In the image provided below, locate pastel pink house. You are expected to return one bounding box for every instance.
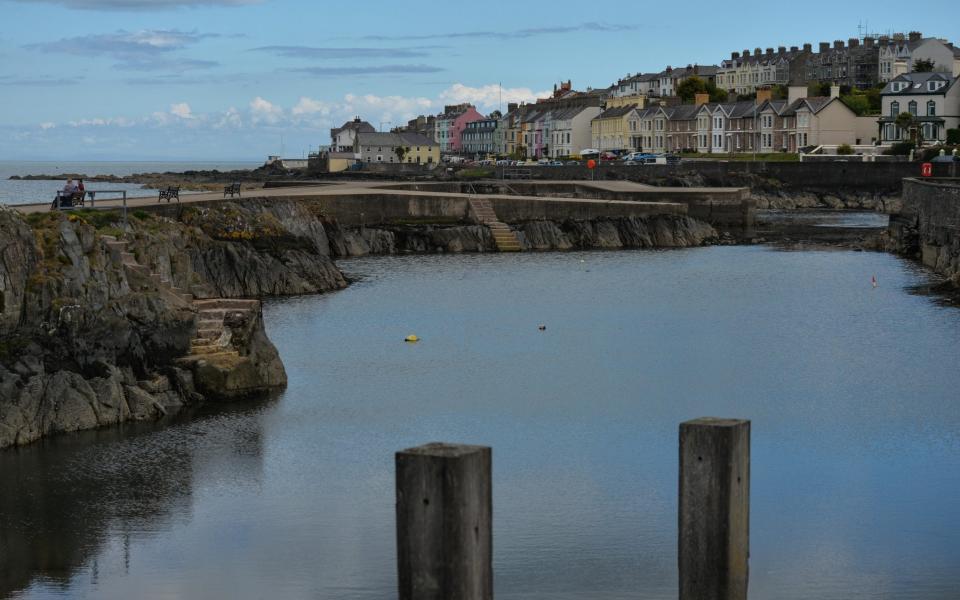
[449,106,484,152]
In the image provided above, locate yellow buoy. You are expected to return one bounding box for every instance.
[405,334,419,343]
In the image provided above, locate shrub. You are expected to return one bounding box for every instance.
[947,129,960,145]
[884,141,915,156]
[836,144,854,155]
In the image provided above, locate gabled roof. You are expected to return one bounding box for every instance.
[728,101,758,118]
[757,99,789,114]
[781,96,837,116]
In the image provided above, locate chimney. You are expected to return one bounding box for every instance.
[766,48,774,56]
[791,46,799,53]
[754,47,762,56]
[778,46,787,54]
[788,85,807,104]
[756,88,773,104]
[864,36,875,47]
[507,102,518,113]
[849,38,860,48]
[731,51,740,60]
[803,43,813,52]
[830,85,840,99]
[694,92,710,106]
[909,31,922,42]
[819,42,830,52]
[742,49,750,57]
[879,35,890,44]
[834,40,844,50]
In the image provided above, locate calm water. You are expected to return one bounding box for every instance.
[0,161,259,205]
[2,247,959,599]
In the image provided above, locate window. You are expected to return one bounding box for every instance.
[927,100,936,116]
[908,101,917,116]
[890,101,899,117]
[797,113,809,127]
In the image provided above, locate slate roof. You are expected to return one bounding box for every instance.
[356,132,438,147]
[597,104,639,119]
[666,104,701,120]
[880,72,957,95]
[331,119,376,137]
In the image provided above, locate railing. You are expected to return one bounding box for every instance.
[52,189,129,231]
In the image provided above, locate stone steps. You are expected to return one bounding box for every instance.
[467,198,522,252]
[193,298,261,311]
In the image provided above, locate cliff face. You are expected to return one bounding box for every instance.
[0,208,290,448]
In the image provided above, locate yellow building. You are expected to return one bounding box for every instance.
[355,132,439,165]
[591,103,641,152]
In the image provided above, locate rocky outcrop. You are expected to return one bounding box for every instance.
[325,221,494,258]
[751,190,901,213]
[517,216,717,250]
[0,208,288,449]
[123,200,347,298]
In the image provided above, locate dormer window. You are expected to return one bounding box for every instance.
[928,80,946,92]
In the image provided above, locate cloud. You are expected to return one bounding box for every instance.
[288,64,444,77]
[439,83,550,108]
[26,29,220,71]
[12,0,261,10]
[361,22,636,41]
[40,122,56,130]
[169,102,194,119]
[249,96,283,125]
[250,46,437,59]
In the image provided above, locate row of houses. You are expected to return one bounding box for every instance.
[325,68,960,167]
[613,31,960,100]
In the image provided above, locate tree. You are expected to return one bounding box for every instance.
[840,94,871,116]
[836,143,854,155]
[676,76,728,103]
[676,76,708,103]
[913,58,936,73]
[394,146,411,163]
[896,111,917,145]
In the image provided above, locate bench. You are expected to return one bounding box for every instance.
[158,185,180,203]
[51,191,85,210]
[223,182,241,198]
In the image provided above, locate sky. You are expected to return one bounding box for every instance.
[1,0,957,161]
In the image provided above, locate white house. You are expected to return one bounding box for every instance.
[878,72,960,145]
[550,106,601,158]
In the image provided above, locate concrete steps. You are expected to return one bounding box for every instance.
[468,198,523,252]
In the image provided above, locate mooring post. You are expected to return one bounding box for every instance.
[396,442,492,600]
[678,418,750,600]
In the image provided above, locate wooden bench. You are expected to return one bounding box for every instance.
[158,185,180,203]
[223,182,241,198]
[51,191,84,210]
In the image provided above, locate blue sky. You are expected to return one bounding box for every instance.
[1,0,957,161]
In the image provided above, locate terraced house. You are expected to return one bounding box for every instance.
[462,117,498,158]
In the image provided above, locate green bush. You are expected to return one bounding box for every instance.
[836,144,854,155]
[884,141,915,156]
[947,129,960,145]
[457,168,494,180]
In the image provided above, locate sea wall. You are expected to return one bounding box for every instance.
[493,162,959,212]
[324,215,718,257]
[885,178,960,282]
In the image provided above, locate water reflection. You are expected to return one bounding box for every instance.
[0,400,272,598]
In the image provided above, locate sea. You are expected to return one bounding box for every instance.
[0,160,261,205]
[2,247,958,599]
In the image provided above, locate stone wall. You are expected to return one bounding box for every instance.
[890,178,960,281]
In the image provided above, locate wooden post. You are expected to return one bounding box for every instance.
[396,443,492,600]
[679,418,750,600]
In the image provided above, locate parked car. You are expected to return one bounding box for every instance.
[549,160,564,166]
[600,152,618,161]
